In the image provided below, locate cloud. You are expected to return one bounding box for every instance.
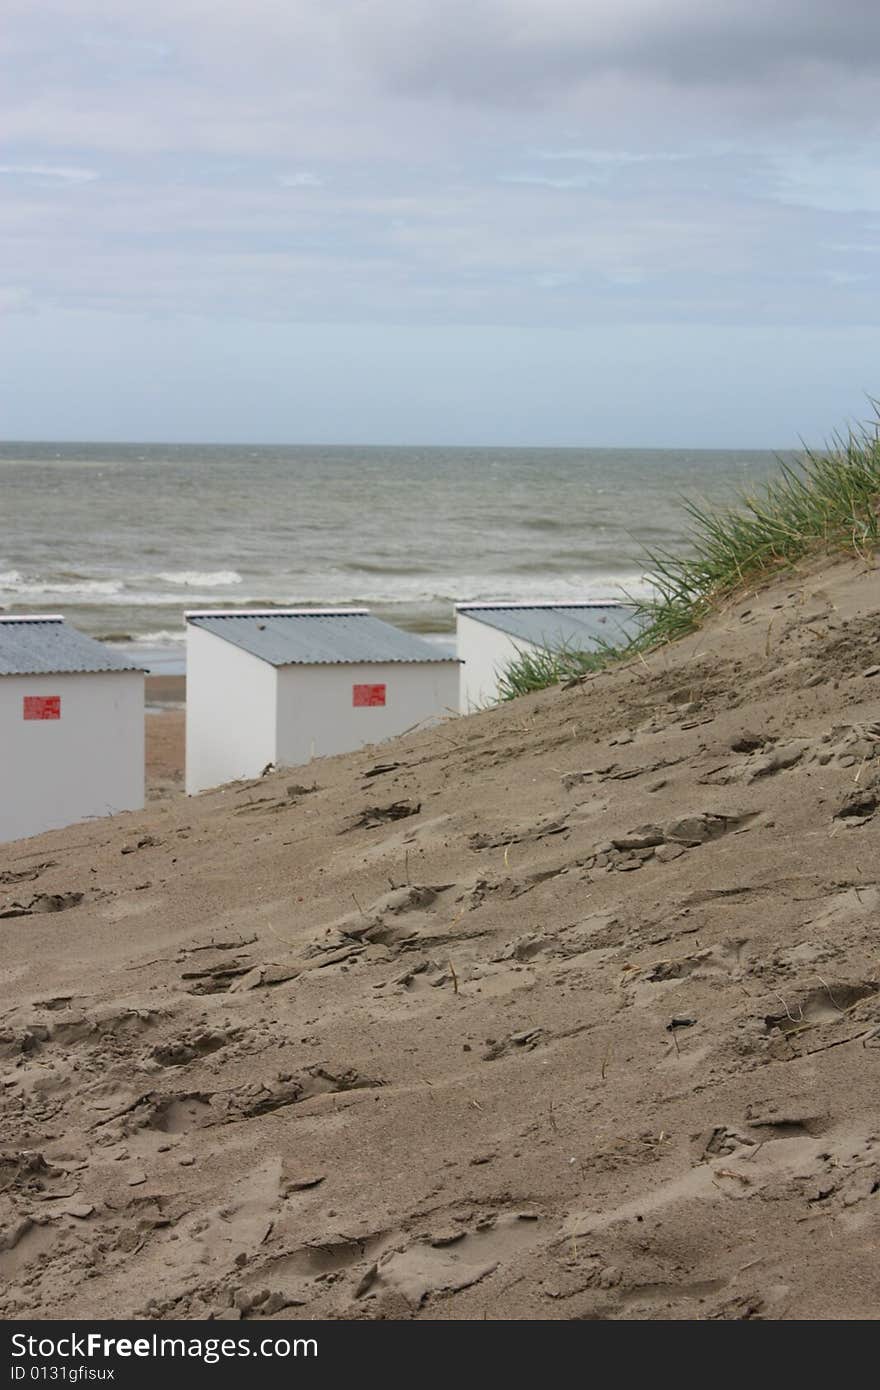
[1,4,879,443]
[827,242,880,255]
[3,2,879,166]
[536,149,694,165]
[355,1,880,111]
[0,2,878,338]
[277,171,324,188]
[0,163,98,184]
[0,284,32,311]
[768,150,880,214]
[499,148,696,189]
[498,172,601,190]
[534,271,578,289]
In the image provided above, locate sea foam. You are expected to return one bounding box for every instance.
[156,571,242,588]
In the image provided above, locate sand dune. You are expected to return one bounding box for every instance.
[2,556,880,1320]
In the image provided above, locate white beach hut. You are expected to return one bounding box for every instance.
[0,614,145,843]
[185,608,459,794]
[456,601,642,711]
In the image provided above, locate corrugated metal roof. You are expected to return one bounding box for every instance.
[457,603,643,651]
[0,617,144,676]
[187,610,459,666]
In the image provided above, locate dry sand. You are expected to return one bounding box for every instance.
[3,558,880,1321]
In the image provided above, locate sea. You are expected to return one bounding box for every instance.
[1,441,790,675]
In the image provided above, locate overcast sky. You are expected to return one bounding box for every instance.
[2,0,879,446]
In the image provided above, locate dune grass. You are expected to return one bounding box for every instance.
[632,423,880,648]
[497,418,880,700]
[495,641,613,701]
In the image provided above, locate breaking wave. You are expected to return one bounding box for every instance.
[156,570,242,588]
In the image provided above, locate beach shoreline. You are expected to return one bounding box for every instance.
[145,675,185,795]
[145,673,185,708]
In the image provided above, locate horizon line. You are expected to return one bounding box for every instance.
[0,435,805,453]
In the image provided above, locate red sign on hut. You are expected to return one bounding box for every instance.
[23,695,61,720]
[353,683,386,707]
